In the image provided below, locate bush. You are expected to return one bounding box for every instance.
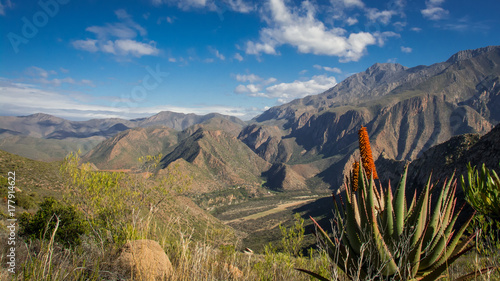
[19,197,88,248]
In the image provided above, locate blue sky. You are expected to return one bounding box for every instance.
[0,0,499,121]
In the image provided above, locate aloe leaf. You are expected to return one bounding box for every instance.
[382,182,394,240]
[370,206,398,276]
[419,246,474,281]
[345,200,363,254]
[394,166,408,237]
[408,176,430,247]
[419,234,447,270]
[433,218,476,270]
[409,218,429,278]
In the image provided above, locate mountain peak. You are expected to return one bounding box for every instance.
[366,63,408,74]
[446,45,500,63]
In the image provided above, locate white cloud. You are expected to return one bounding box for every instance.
[374,31,400,47]
[246,0,377,62]
[313,65,342,73]
[0,79,259,121]
[234,84,261,94]
[224,0,254,13]
[411,27,422,32]
[346,17,358,25]
[72,39,99,52]
[72,10,159,58]
[235,74,261,83]
[259,75,337,103]
[113,39,159,57]
[366,8,397,24]
[233,53,244,61]
[235,74,337,103]
[157,16,175,24]
[342,0,364,8]
[421,0,449,20]
[22,67,94,87]
[401,46,412,53]
[209,47,225,60]
[152,0,254,13]
[25,66,51,78]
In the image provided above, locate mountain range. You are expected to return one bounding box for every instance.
[1,46,499,193]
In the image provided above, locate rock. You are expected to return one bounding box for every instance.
[114,240,172,280]
[224,263,243,279]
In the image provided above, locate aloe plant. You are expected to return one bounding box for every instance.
[461,163,500,219]
[297,127,483,280]
[299,164,478,280]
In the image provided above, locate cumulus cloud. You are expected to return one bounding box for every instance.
[235,74,337,104]
[366,8,397,24]
[342,0,364,8]
[261,75,337,103]
[245,0,377,62]
[346,17,358,25]
[421,0,449,20]
[72,10,159,58]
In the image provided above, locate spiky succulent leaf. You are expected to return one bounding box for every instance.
[419,246,474,281]
[394,167,407,238]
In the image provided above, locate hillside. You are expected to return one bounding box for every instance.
[0,112,245,161]
[82,126,179,170]
[406,122,500,197]
[159,128,272,193]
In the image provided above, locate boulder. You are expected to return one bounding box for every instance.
[114,239,172,280]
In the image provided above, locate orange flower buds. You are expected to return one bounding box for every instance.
[358,126,378,180]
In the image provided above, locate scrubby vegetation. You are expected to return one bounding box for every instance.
[1,139,500,280]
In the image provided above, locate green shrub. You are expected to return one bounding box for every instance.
[15,192,38,210]
[461,162,500,219]
[19,197,88,248]
[461,163,500,256]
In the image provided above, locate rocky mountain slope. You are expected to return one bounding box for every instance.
[158,128,271,193]
[243,46,500,188]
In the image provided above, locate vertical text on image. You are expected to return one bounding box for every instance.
[6,171,17,274]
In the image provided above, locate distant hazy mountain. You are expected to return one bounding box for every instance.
[0,111,245,161]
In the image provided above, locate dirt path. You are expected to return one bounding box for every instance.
[223,198,316,225]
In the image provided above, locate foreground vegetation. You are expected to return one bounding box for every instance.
[1,140,500,279]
